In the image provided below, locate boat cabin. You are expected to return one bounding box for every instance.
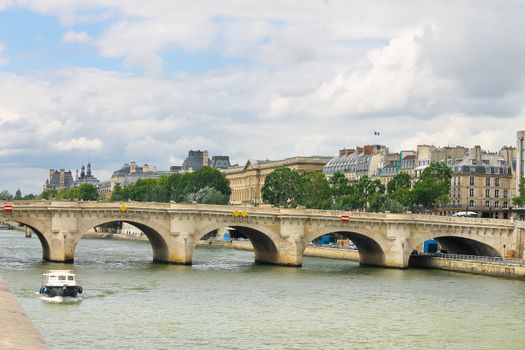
[42,270,78,287]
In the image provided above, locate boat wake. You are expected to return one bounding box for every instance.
[39,295,82,304]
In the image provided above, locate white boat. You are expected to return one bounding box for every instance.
[39,270,83,298]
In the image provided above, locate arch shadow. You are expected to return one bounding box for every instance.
[80,220,170,263]
[307,230,385,267]
[1,220,51,261]
[196,225,280,265]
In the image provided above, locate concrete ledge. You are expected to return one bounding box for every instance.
[196,240,360,261]
[410,256,525,280]
[0,276,49,350]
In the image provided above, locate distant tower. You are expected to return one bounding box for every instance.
[80,164,85,178]
[87,162,92,177]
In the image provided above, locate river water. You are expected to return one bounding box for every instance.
[1,230,524,350]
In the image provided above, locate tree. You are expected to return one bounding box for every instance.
[352,175,386,211]
[78,183,99,201]
[387,172,411,194]
[110,185,129,201]
[329,172,351,203]
[299,171,331,209]
[40,189,57,200]
[412,162,452,210]
[14,189,22,200]
[513,177,525,207]
[0,190,13,200]
[261,167,303,207]
[185,167,231,197]
[185,186,229,205]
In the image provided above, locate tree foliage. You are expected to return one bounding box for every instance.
[513,177,525,207]
[412,162,452,210]
[110,166,231,204]
[261,167,303,208]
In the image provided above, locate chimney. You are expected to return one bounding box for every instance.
[130,161,137,174]
[203,151,209,167]
[356,147,364,154]
[363,145,374,155]
[474,145,482,163]
[49,169,55,183]
[143,164,149,173]
[339,148,355,157]
[59,169,65,188]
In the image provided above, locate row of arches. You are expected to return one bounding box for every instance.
[1,218,503,267]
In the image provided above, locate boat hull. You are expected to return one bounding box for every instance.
[40,286,82,298]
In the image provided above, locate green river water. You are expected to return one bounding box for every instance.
[1,230,524,350]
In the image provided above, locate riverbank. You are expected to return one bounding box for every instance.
[0,276,49,349]
[410,255,525,280]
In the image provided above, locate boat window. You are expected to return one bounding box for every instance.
[68,276,74,280]
[59,276,66,280]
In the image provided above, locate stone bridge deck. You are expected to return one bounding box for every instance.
[0,201,522,268]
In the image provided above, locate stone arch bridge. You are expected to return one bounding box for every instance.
[1,201,523,268]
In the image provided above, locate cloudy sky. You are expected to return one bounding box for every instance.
[0,0,524,194]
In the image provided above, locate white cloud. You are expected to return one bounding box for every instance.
[55,137,103,151]
[62,30,91,43]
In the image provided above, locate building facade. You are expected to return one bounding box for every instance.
[44,169,75,191]
[446,146,513,218]
[224,156,332,205]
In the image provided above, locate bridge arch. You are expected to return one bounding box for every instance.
[195,222,281,265]
[408,232,502,259]
[78,217,171,263]
[305,226,386,267]
[0,216,52,261]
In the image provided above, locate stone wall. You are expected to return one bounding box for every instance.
[410,256,525,280]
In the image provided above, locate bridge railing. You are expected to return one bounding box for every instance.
[422,253,525,266]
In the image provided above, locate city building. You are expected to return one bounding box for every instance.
[44,169,75,191]
[110,161,168,190]
[180,150,231,171]
[224,156,332,205]
[75,163,100,187]
[323,145,388,181]
[376,151,417,187]
[517,130,525,192]
[446,146,513,218]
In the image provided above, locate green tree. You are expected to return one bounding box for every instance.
[300,171,331,209]
[387,172,411,193]
[185,167,231,197]
[14,189,22,200]
[22,193,36,200]
[329,172,351,202]
[412,162,452,210]
[352,175,386,211]
[185,186,229,205]
[261,167,303,207]
[512,177,525,207]
[0,190,13,200]
[78,183,99,201]
[40,189,58,200]
[110,185,129,201]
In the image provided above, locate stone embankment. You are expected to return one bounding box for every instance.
[0,276,49,350]
[410,255,525,280]
[196,240,360,261]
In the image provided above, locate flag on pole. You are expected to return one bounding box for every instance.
[374,131,380,136]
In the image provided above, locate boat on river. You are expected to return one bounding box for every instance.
[39,270,83,298]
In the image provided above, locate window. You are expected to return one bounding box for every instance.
[485,200,490,208]
[469,200,474,207]
[504,202,508,208]
[470,177,475,185]
[469,188,474,197]
[59,276,66,281]
[495,190,499,198]
[495,178,500,187]
[485,189,490,197]
[494,201,499,208]
[486,177,490,186]
[504,190,508,198]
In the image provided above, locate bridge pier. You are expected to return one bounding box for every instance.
[162,232,194,265]
[45,230,80,263]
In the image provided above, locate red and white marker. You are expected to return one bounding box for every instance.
[340,215,350,222]
[3,205,13,213]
